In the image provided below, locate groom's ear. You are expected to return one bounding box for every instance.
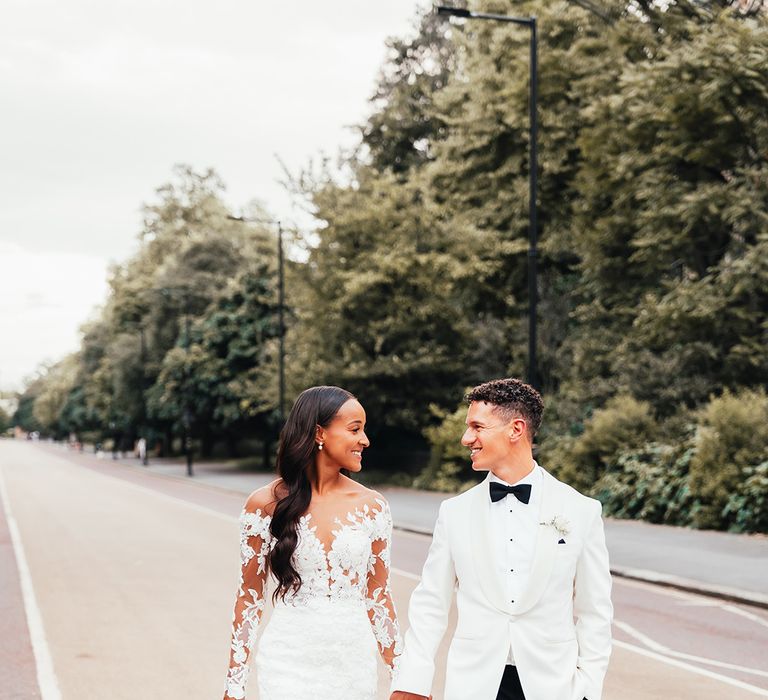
[508,417,527,443]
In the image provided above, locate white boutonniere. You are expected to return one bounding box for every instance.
[540,516,570,537]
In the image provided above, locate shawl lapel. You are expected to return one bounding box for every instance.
[469,473,512,614]
[511,468,564,615]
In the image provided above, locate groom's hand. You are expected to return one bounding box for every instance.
[390,693,431,700]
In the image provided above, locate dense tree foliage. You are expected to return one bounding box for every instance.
[0,405,12,434]
[14,166,281,456]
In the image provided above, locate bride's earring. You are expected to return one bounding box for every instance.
[318,442,324,451]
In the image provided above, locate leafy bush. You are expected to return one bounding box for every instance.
[416,403,481,493]
[591,441,695,526]
[585,390,768,533]
[688,389,768,529]
[554,395,656,491]
[722,462,768,534]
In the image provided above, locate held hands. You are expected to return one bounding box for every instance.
[390,693,432,700]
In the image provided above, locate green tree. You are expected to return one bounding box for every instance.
[290,171,497,434]
[31,355,79,437]
[362,9,457,175]
[147,269,281,456]
[0,406,10,434]
[95,165,278,453]
[561,3,768,411]
[13,374,45,434]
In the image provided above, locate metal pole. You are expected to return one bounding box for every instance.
[183,303,194,477]
[528,20,538,390]
[226,214,288,421]
[436,6,540,391]
[139,325,149,465]
[277,221,285,425]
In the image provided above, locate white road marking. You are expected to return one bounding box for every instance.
[615,576,768,629]
[614,576,715,603]
[391,567,421,582]
[0,465,62,700]
[614,619,768,678]
[722,604,768,630]
[614,640,768,697]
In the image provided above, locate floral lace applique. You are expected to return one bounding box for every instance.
[225,508,273,699]
[223,498,402,698]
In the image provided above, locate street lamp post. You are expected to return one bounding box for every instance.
[436,5,539,390]
[139,324,149,466]
[141,285,198,476]
[227,215,286,424]
[181,296,194,477]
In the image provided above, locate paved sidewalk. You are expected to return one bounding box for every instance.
[49,444,768,607]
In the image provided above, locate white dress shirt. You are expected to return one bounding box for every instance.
[489,462,542,664]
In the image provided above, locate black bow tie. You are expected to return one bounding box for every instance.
[489,481,532,504]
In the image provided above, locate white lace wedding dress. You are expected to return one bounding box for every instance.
[224,496,402,699]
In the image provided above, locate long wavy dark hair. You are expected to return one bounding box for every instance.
[268,385,354,602]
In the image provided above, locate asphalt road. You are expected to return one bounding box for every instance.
[2,441,768,700]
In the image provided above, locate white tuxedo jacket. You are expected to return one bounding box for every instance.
[393,469,613,700]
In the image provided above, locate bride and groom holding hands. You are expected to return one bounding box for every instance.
[223,378,613,700]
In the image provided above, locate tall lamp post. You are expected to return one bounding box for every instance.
[436,5,539,390]
[227,215,286,424]
[141,285,197,476]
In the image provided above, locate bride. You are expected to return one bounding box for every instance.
[223,386,402,699]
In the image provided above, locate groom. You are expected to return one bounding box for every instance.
[391,378,613,700]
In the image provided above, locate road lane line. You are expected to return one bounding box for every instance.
[616,577,768,633]
[613,619,668,653]
[615,640,768,696]
[614,619,768,678]
[0,466,62,700]
[392,567,421,581]
[722,604,768,630]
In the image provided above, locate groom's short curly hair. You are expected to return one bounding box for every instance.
[465,378,544,438]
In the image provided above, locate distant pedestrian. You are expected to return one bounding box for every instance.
[137,437,147,464]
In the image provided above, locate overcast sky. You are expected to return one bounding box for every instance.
[0,0,426,391]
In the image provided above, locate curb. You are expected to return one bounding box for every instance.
[609,566,768,610]
[392,525,768,611]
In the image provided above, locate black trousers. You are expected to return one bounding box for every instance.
[496,665,525,700]
[496,666,588,700]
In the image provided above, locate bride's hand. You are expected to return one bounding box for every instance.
[390,693,431,700]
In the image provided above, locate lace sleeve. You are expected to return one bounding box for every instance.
[365,499,403,678]
[224,506,272,700]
